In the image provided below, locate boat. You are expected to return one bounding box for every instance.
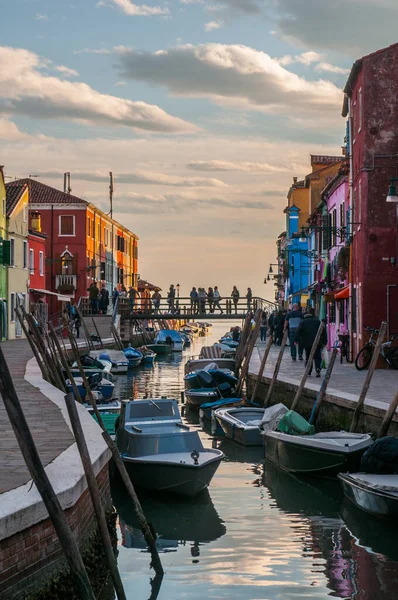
[152,330,185,352]
[184,388,221,407]
[213,343,236,358]
[141,348,156,366]
[185,357,235,374]
[219,338,239,349]
[145,343,172,355]
[264,429,373,476]
[338,472,398,519]
[115,398,224,497]
[69,354,113,381]
[95,350,129,374]
[123,345,143,368]
[184,369,237,408]
[184,367,237,391]
[86,399,121,437]
[178,331,192,347]
[215,404,288,446]
[66,375,115,400]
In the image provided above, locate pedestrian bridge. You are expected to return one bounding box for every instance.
[114,296,277,320]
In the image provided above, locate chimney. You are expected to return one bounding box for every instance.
[293,177,298,185]
[63,172,71,194]
[30,211,42,232]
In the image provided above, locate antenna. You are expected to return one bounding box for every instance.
[109,171,114,219]
[63,172,71,194]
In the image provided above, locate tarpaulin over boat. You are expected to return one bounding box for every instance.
[276,410,315,436]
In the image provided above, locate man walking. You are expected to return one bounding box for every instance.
[213,286,223,314]
[284,303,303,361]
[190,287,198,314]
[295,308,327,377]
[88,282,99,315]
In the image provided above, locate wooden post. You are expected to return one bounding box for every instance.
[251,334,273,402]
[290,321,325,412]
[236,311,262,395]
[63,320,164,577]
[350,321,387,432]
[378,388,398,438]
[0,346,96,600]
[264,329,288,408]
[63,393,127,600]
[309,346,338,426]
[14,306,51,382]
[76,305,94,351]
[91,317,104,348]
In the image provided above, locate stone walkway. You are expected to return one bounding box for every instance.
[250,340,398,408]
[0,340,74,494]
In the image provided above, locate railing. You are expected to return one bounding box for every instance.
[55,274,77,291]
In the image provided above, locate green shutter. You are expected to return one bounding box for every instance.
[2,241,11,266]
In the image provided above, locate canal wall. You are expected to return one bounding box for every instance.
[0,353,113,599]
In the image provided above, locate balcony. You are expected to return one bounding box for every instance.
[55,274,77,293]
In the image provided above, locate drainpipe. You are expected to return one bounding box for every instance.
[387,285,398,340]
[347,104,354,362]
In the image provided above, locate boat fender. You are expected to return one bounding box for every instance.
[191,450,200,465]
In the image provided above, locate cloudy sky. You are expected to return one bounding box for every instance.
[1,0,395,298]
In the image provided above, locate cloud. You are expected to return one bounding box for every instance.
[34,13,48,20]
[314,62,350,75]
[204,20,224,31]
[0,118,26,141]
[34,169,229,188]
[74,48,112,55]
[102,0,169,16]
[277,51,322,66]
[116,43,342,122]
[187,160,287,173]
[207,0,264,15]
[0,46,197,133]
[270,0,398,56]
[55,65,79,77]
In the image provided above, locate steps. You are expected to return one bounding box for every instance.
[82,315,114,343]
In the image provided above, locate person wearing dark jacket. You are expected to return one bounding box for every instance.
[273,310,285,346]
[295,308,327,377]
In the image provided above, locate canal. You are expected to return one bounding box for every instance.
[110,322,398,600]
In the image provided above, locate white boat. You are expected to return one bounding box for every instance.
[185,357,236,374]
[154,330,185,352]
[116,399,224,497]
[339,473,398,519]
[90,350,129,374]
[215,404,288,446]
[264,430,373,476]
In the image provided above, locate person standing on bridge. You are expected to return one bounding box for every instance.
[167,285,176,313]
[152,290,161,312]
[190,287,198,314]
[231,286,240,314]
[246,287,253,312]
[198,288,207,314]
[207,287,214,313]
[213,286,223,314]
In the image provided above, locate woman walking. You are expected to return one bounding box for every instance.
[231,286,240,314]
[246,287,253,312]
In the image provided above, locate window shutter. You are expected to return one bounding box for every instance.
[2,240,11,266]
[322,215,329,251]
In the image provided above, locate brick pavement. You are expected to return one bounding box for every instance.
[250,340,398,408]
[0,340,74,494]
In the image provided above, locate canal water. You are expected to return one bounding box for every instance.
[110,322,398,600]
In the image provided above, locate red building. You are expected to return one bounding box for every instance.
[342,42,398,354]
[28,219,47,312]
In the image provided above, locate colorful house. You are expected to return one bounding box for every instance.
[5,182,30,339]
[0,168,8,338]
[7,179,139,316]
[28,212,48,323]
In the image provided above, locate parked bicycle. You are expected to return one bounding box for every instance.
[337,333,350,364]
[355,326,398,370]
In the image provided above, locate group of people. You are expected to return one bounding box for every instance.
[111,285,140,312]
[88,282,110,315]
[188,286,253,314]
[263,303,328,377]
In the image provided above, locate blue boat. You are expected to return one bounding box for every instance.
[123,346,143,368]
[66,375,115,400]
[178,331,192,347]
[184,369,237,391]
[153,330,185,352]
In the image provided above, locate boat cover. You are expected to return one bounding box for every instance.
[246,403,288,430]
[200,397,243,410]
[342,473,398,494]
[277,410,315,436]
[360,436,398,474]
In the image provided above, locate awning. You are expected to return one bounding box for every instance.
[334,286,349,300]
[29,288,73,302]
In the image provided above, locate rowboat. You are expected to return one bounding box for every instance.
[215,404,288,446]
[339,472,398,519]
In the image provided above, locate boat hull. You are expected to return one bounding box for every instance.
[339,473,398,519]
[185,389,219,408]
[146,344,172,355]
[216,419,262,446]
[264,433,370,476]
[121,452,223,497]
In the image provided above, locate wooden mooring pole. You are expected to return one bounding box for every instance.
[264,329,288,408]
[290,321,325,412]
[251,334,273,403]
[236,310,262,396]
[350,322,387,432]
[378,387,398,439]
[309,346,339,426]
[0,346,96,600]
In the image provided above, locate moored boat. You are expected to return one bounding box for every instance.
[116,398,224,497]
[338,472,398,519]
[185,357,235,374]
[153,330,185,352]
[123,345,144,368]
[215,404,288,446]
[90,349,130,373]
[86,399,121,437]
[66,375,115,400]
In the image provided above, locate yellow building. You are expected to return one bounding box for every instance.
[6,183,29,339]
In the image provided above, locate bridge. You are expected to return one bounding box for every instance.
[81,296,277,320]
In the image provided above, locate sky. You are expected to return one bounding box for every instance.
[1,0,396,298]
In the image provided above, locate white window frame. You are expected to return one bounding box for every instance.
[23,240,28,269]
[10,238,15,267]
[39,251,44,276]
[10,292,15,322]
[29,248,34,274]
[59,215,76,237]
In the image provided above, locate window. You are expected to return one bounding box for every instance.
[10,238,15,266]
[105,228,108,246]
[357,179,362,225]
[29,248,34,274]
[23,241,28,269]
[339,298,345,325]
[358,88,363,132]
[100,261,106,280]
[92,220,94,239]
[352,101,357,141]
[10,293,15,322]
[39,251,44,276]
[87,217,91,237]
[59,215,75,236]
[331,209,337,246]
[352,287,357,333]
[2,197,5,217]
[98,223,101,240]
[23,203,27,222]
[340,201,345,228]
[329,301,336,324]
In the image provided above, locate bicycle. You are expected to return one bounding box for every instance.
[338,333,350,363]
[355,326,398,370]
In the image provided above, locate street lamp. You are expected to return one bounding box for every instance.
[269,263,278,274]
[176,283,180,308]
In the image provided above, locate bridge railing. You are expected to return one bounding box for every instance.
[114,296,277,319]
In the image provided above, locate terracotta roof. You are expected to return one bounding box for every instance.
[7,178,87,206]
[311,155,342,165]
[138,279,162,292]
[6,183,27,217]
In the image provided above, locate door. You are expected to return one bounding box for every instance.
[15,293,25,337]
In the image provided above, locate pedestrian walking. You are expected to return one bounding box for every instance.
[231,286,240,314]
[213,286,223,313]
[167,285,176,313]
[190,287,198,314]
[152,290,161,312]
[268,311,276,342]
[119,285,127,298]
[112,287,119,309]
[128,286,139,313]
[260,311,268,342]
[284,302,303,361]
[246,287,253,311]
[295,308,327,377]
[273,310,285,346]
[88,282,99,314]
[74,312,81,338]
[99,284,109,315]
[207,287,214,313]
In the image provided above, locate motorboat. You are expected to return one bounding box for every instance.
[86,399,121,437]
[178,331,192,347]
[213,343,236,358]
[184,367,237,391]
[66,374,115,400]
[140,348,156,366]
[153,330,185,352]
[95,350,129,374]
[264,430,373,476]
[184,388,221,408]
[219,338,239,349]
[339,473,398,519]
[145,343,172,355]
[184,369,237,408]
[185,357,235,374]
[116,398,224,497]
[123,345,143,368]
[215,404,288,446]
[69,354,113,381]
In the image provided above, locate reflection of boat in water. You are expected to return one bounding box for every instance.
[113,485,226,551]
[216,438,264,465]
